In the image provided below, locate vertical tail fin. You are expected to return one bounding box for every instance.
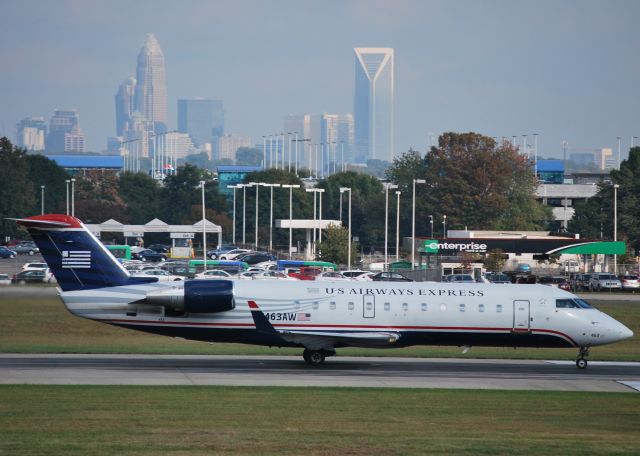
[13,214,141,291]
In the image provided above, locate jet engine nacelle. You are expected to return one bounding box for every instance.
[144,279,235,314]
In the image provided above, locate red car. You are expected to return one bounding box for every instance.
[288,267,323,280]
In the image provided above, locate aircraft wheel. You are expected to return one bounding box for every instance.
[576,358,588,369]
[303,349,326,366]
[28,250,34,255]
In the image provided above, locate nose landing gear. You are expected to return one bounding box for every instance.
[576,346,590,369]
[302,348,335,366]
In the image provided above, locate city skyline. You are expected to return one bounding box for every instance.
[1,0,639,161]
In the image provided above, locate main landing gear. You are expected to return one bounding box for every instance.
[576,346,590,369]
[302,349,335,366]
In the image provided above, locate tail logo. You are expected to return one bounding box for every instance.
[62,250,91,269]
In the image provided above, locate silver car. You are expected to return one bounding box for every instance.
[588,273,622,291]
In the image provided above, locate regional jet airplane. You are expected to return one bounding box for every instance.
[14,214,633,367]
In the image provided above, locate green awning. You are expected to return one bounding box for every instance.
[549,241,626,255]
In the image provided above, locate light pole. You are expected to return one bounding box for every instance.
[617,137,622,169]
[227,185,239,245]
[249,182,260,250]
[429,215,434,238]
[241,184,247,246]
[65,179,70,215]
[262,183,280,251]
[71,178,76,217]
[395,190,401,261]
[340,187,352,270]
[384,183,398,267]
[412,179,426,269]
[306,188,325,258]
[282,184,300,259]
[200,180,207,271]
[614,184,619,274]
[40,185,45,215]
[443,215,447,238]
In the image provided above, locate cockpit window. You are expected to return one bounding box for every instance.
[573,298,593,309]
[556,299,593,309]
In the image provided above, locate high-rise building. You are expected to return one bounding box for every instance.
[16,117,47,151]
[46,110,85,154]
[595,148,616,171]
[353,47,394,163]
[115,77,136,136]
[178,98,217,148]
[211,100,224,138]
[134,33,168,133]
[216,134,252,162]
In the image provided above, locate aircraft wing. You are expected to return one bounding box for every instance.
[247,300,400,350]
[277,330,400,350]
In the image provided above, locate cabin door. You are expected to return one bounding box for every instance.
[363,295,375,318]
[512,300,531,332]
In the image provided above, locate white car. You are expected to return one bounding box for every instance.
[315,271,350,281]
[251,271,297,280]
[193,269,233,279]
[219,249,251,260]
[132,269,184,281]
[21,262,48,272]
[0,274,11,285]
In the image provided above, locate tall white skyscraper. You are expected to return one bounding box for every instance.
[134,33,168,133]
[353,47,394,163]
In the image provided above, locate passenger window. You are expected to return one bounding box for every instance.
[384,302,390,311]
[312,302,319,310]
[402,303,408,312]
[479,304,485,312]
[459,304,466,312]
[348,302,354,311]
[330,302,336,310]
[440,303,447,312]
[421,303,427,312]
[496,304,503,313]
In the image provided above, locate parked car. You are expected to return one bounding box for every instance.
[0,246,17,259]
[206,245,238,260]
[288,267,323,281]
[147,244,170,253]
[538,276,571,291]
[515,263,532,274]
[315,271,349,281]
[0,274,11,285]
[341,270,369,279]
[442,274,475,283]
[370,272,413,282]
[131,269,183,281]
[193,269,233,279]
[572,273,593,291]
[12,270,48,284]
[219,249,251,260]
[236,252,276,265]
[619,274,640,291]
[484,273,511,284]
[251,271,297,280]
[21,262,49,271]
[12,242,39,255]
[588,273,622,291]
[133,249,167,262]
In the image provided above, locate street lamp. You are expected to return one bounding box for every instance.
[200,180,207,271]
[240,183,247,246]
[395,190,401,261]
[226,185,239,244]
[614,184,619,274]
[65,179,70,215]
[40,185,45,215]
[71,178,76,217]
[429,215,434,238]
[384,183,398,267]
[249,182,260,249]
[305,188,325,258]
[443,215,447,238]
[340,187,352,269]
[412,179,426,269]
[262,183,281,251]
[282,184,300,259]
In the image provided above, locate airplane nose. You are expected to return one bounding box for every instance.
[618,324,634,341]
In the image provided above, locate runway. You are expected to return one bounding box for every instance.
[1,354,639,392]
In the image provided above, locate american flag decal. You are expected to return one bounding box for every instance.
[297,313,311,321]
[62,250,91,268]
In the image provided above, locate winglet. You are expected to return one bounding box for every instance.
[247,300,278,334]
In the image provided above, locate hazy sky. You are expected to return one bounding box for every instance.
[1,0,639,159]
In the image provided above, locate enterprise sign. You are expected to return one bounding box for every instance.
[424,240,487,253]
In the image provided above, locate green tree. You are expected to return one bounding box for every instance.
[119,172,161,224]
[484,249,506,272]
[24,154,71,215]
[317,224,358,266]
[570,147,640,252]
[0,138,35,238]
[73,170,127,223]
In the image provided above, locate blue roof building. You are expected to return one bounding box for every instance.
[536,159,564,184]
[48,155,123,175]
